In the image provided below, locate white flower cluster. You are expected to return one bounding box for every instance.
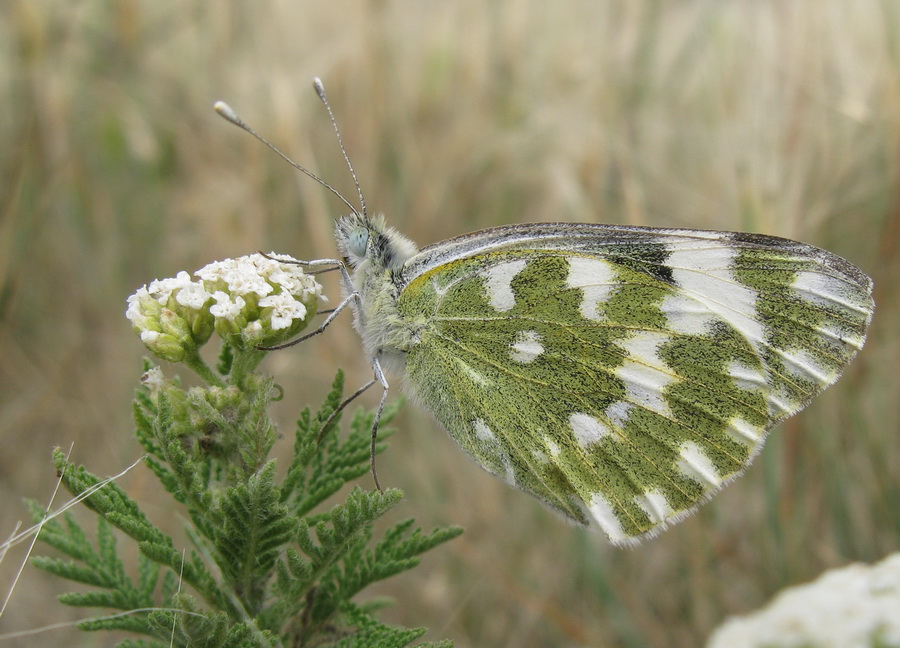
[126,253,324,359]
[197,252,324,334]
[707,553,900,648]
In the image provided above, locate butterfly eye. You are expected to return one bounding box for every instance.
[348,227,369,258]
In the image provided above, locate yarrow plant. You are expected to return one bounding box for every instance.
[707,553,900,648]
[29,253,461,647]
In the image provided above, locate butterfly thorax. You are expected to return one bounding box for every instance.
[334,213,423,373]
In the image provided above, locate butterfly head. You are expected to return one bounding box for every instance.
[334,212,418,274]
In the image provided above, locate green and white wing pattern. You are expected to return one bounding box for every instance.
[396,224,873,544]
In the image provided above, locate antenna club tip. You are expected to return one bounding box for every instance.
[214,101,240,124]
[313,77,326,99]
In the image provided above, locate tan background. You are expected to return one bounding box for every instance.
[1,2,899,647]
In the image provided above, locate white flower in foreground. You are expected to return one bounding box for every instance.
[259,292,308,330]
[196,253,323,348]
[126,272,214,362]
[127,253,324,361]
[707,553,900,648]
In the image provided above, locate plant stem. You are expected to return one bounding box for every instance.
[183,350,225,387]
[228,348,267,387]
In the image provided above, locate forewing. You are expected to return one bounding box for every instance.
[397,225,873,544]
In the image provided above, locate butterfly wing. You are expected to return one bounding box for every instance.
[395,223,873,544]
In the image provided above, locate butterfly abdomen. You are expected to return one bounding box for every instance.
[350,266,424,374]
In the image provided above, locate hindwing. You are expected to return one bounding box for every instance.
[395,224,873,544]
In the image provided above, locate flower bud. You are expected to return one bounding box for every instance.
[126,271,214,362]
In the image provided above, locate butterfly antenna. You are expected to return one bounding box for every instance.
[213,101,360,217]
[313,77,367,218]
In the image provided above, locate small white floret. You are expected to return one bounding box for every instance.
[209,291,246,320]
[125,286,153,327]
[175,281,212,309]
[244,320,263,339]
[148,271,196,304]
[259,292,308,330]
[141,366,166,390]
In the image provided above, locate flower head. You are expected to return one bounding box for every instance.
[707,552,900,648]
[126,253,323,361]
[126,272,214,362]
[196,253,323,348]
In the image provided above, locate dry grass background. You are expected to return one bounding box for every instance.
[1,1,899,647]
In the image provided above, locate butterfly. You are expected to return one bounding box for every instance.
[216,82,874,545]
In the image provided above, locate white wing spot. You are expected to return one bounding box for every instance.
[634,489,674,524]
[677,442,722,489]
[660,292,715,336]
[727,360,768,391]
[504,462,516,485]
[792,270,870,315]
[456,358,491,386]
[779,348,834,384]
[473,418,496,442]
[768,391,795,417]
[606,401,632,430]
[726,417,762,445]
[510,330,544,363]
[545,438,561,458]
[481,259,528,312]
[568,413,611,447]
[666,245,766,353]
[473,419,516,485]
[614,332,676,419]
[818,322,864,351]
[587,492,627,543]
[567,257,617,321]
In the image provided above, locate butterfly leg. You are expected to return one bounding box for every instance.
[315,377,376,444]
[368,358,390,492]
[313,359,389,492]
[258,258,358,351]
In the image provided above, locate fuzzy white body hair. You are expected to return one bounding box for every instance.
[333,213,421,375]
